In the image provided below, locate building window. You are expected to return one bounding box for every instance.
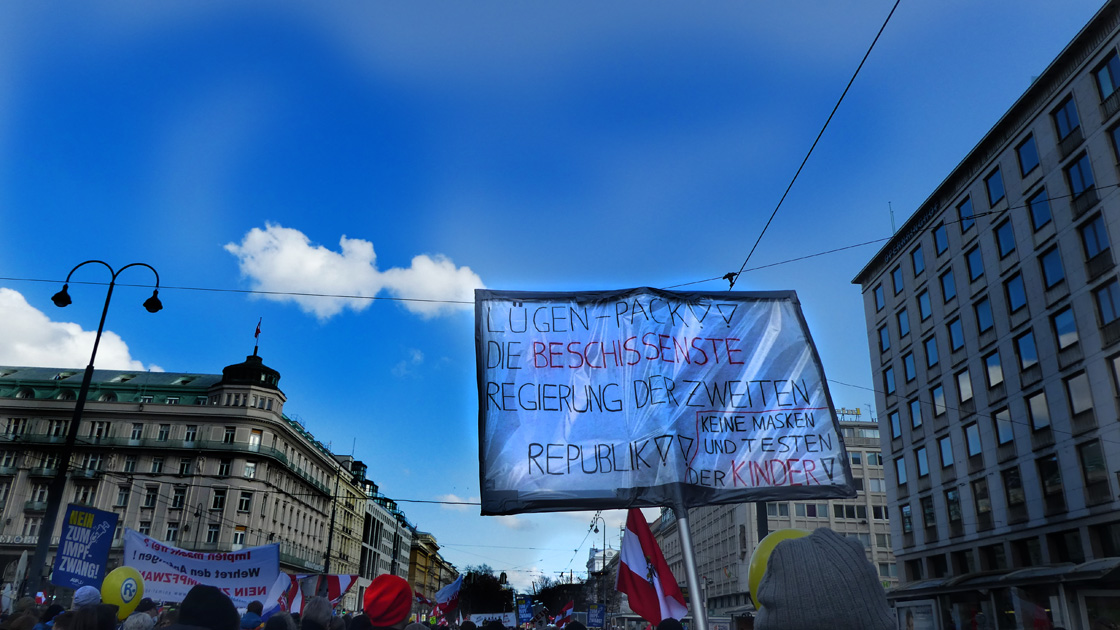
[958,197,975,232]
[895,458,908,486]
[207,524,220,544]
[73,485,95,506]
[1095,51,1120,100]
[88,421,109,439]
[1040,247,1065,288]
[1005,273,1026,312]
[185,425,197,442]
[1065,371,1093,416]
[946,488,963,526]
[124,456,137,473]
[178,458,192,475]
[1002,467,1026,509]
[985,351,1004,388]
[931,384,946,416]
[1078,440,1110,504]
[900,504,913,534]
[218,459,232,477]
[1027,391,1050,430]
[916,447,929,478]
[892,266,904,295]
[1017,135,1040,176]
[975,296,994,333]
[49,420,67,437]
[879,325,891,352]
[1081,214,1111,259]
[1037,454,1066,512]
[889,410,901,439]
[884,367,896,395]
[116,486,130,507]
[166,397,179,405]
[1053,307,1079,349]
[909,398,923,429]
[995,220,1016,258]
[965,423,982,457]
[212,488,227,511]
[938,435,953,468]
[138,521,151,536]
[1053,95,1081,140]
[868,453,883,466]
[1067,153,1095,197]
[22,517,41,538]
[1015,330,1038,370]
[903,353,916,381]
[172,487,185,510]
[166,522,180,543]
[874,285,885,311]
[238,491,253,513]
[233,530,246,546]
[223,427,236,444]
[934,224,949,254]
[244,462,257,479]
[973,478,992,521]
[941,269,956,302]
[144,487,158,508]
[956,369,973,403]
[985,168,1005,206]
[130,423,143,440]
[1028,188,1052,230]
[917,290,931,321]
[948,318,965,351]
[920,495,936,529]
[994,407,1014,445]
[1095,279,1120,326]
[150,457,163,474]
[912,246,925,276]
[924,336,939,368]
[898,308,910,338]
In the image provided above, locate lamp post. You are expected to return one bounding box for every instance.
[591,514,608,620]
[25,261,162,596]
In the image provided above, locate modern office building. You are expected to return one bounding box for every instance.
[853,2,1120,626]
[649,414,897,620]
[0,353,404,611]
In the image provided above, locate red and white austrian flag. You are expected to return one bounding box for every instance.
[616,509,688,625]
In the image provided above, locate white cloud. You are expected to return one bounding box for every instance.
[225,223,484,321]
[0,288,160,371]
[494,515,531,531]
[437,493,478,513]
[392,349,425,378]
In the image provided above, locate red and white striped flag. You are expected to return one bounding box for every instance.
[555,601,574,628]
[616,509,688,625]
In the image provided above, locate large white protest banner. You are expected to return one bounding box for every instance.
[476,288,855,515]
[123,529,279,606]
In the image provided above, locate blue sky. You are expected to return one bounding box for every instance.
[0,1,1107,591]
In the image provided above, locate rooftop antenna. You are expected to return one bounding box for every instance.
[889,202,896,234]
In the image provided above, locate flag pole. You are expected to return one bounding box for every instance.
[671,504,708,630]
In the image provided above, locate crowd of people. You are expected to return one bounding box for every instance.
[0,573,424,630]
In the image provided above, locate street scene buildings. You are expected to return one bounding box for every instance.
[854,1,1120,626]
[0,353,455,613]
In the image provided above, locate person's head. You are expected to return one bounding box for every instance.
[347,614,372,630]
[755,528,893,630]
[123,612,156,630]
[483,621,504,630]
[460,622,476,630]
[404,623,428,630]
[302,597,333,630]
[655,621,680,630]
[247,602,264,616]
[52,612,75,630]
[178,585,239,630]
[361,575,412,630]
[262,612,297,630]
[41,605,65,624]
[72,586,101,609]
[566,623,587,630]
[156,607,178,628]
[136,599,159,620]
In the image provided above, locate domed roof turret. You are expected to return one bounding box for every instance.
[219,352,281,390]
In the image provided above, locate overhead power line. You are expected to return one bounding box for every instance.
[729,0,902,290]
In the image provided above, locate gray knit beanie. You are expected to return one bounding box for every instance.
[755,528,893,630]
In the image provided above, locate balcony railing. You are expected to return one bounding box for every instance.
[24,500,48,512]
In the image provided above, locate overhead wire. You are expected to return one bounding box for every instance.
[728,0,902,290]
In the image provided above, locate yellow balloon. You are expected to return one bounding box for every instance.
[101,566,145,620]
[747,528,809,610]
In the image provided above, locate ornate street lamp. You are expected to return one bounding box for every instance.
[26,261,161,596]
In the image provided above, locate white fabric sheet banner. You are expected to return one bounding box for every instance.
[475,288,856,515]
[123,529,279,606]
